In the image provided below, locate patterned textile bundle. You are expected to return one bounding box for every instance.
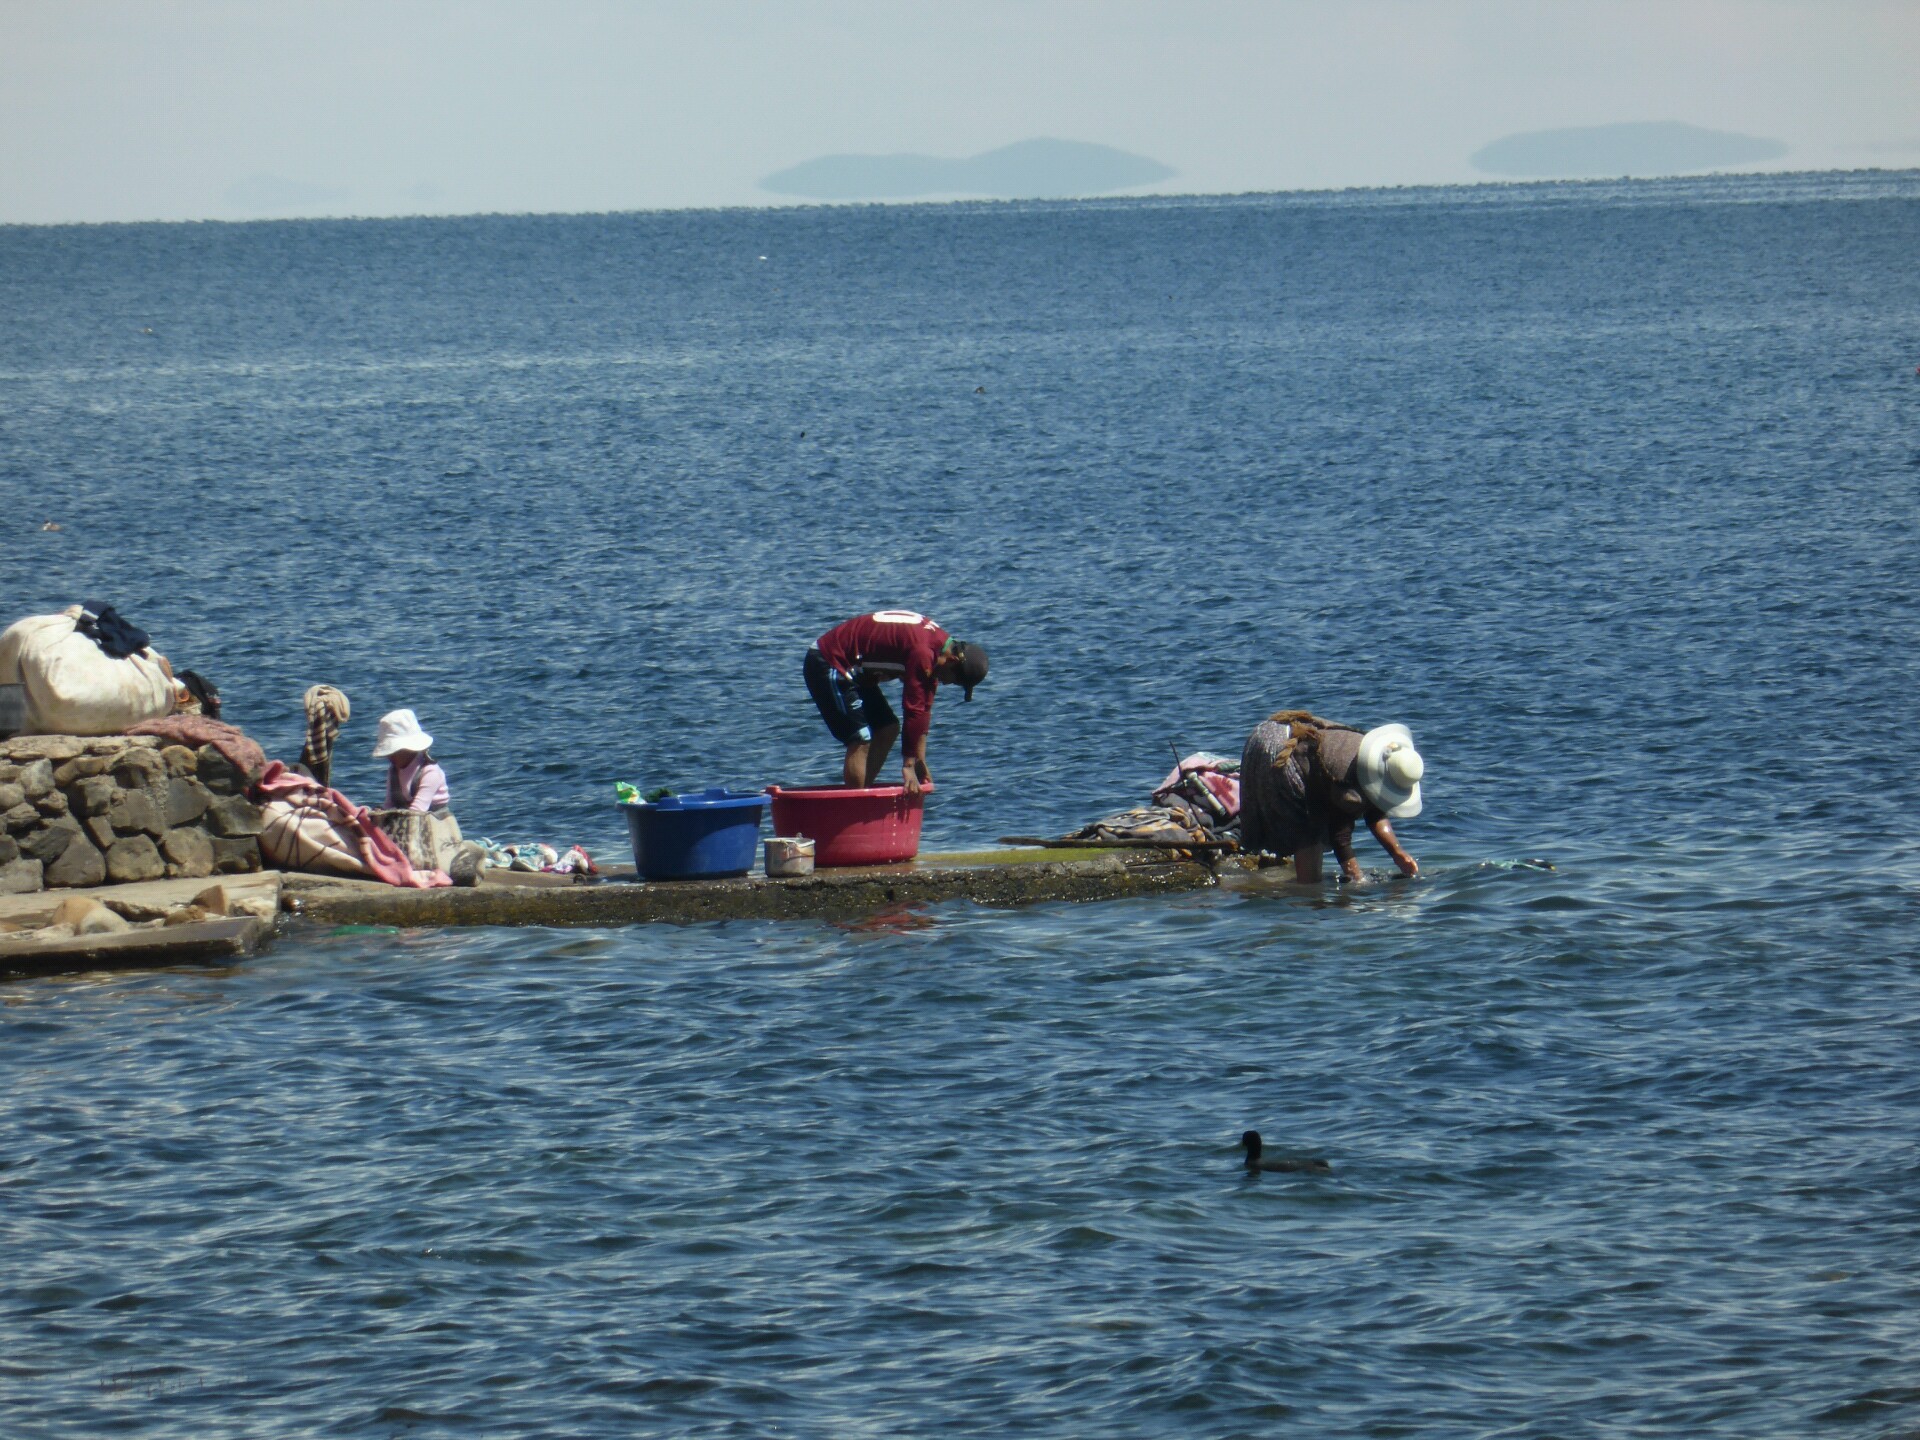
[254,760,450,888]
[299,684,351,787]
[1151,751,1242,821]
[1064,751,1244,850]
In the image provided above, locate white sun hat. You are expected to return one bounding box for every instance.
[371,708,434,759]
[1355,724,1424,818]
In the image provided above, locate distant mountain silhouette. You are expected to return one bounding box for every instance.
[1471,122,1787,178]
[760,138,1175,201]
[224,175,351,213]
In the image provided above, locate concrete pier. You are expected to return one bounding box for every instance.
[0,848,1221,978]
[285,849,1218,928]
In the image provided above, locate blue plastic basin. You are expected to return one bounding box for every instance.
[622,788,768,881]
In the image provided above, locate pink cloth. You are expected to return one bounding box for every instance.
[255,761,451,888]
[1153,754,1242,818]
[125,714,269,787]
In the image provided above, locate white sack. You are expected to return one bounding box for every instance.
[0,608,175,736]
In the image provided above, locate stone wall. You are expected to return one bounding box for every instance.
[0,735,263,894]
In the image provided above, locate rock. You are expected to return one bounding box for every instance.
[0,858,44,895]
[82,814,116,850]
[110,750,166,790]
[21,817,82,863]
[87,735,156,754]
[0,761,16,782]
[164,904,213,927]
[206,795,263,838]
[450,842,486,887]
[100,895,171,922]
[50,896,131,935]
[45,834,105,888]
[211,836,261,874]
[0,833,16,865]
[189,883,232,916]
[4,803,41,834]
[52,754,116,785]
[5,736,84,763]
[105,834,166,883]
[161,827,215,879]
[70,775,116,818]
[161,745,198,777]
[224,888,278,921]
[164,776,212,827]
[35,788,69,817]
[196,747,242,795]
[108,787,164,837]
[18,759,55,800]
[0,783,22,812]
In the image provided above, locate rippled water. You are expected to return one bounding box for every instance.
[3,172,1919,1436]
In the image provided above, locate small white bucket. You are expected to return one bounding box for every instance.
[765,836,815,877]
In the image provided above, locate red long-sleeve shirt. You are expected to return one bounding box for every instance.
[815,610,949,750]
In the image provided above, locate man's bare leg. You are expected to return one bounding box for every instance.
[1292,847,1324,883]
[842,742,869,788]
[862,724,899,786]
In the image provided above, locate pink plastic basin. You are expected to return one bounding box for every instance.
[764,784,929,867]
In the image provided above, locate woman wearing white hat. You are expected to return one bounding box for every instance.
[1239,709,1422,882]
[372,708,452,814]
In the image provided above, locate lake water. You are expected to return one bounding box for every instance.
[2,171,1918,1437]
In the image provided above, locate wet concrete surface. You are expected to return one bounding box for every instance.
[285,849,1219,929]
[0,850,1223,977]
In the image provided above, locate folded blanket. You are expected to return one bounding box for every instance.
[125,714,269,788]
[254,761,450,888]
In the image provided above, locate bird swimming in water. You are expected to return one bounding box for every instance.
[1240,1130,1330,1174]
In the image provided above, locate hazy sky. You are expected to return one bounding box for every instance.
[3,0,1916,223]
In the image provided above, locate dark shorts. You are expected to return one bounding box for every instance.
[805,648,898,747]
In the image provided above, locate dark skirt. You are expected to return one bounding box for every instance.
[1239,720,1322,857]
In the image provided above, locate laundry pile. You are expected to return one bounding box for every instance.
[467,840,599,876]
[1059,752,1243,850]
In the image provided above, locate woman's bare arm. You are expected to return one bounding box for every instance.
[1367,813,1419,876]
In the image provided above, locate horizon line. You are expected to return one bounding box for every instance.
[4,165,1915,232]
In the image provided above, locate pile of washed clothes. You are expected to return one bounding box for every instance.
[467,840,599,875]
[1062,752,1242,849]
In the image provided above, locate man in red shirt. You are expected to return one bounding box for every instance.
[805,610,988,793]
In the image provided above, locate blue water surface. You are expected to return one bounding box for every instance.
[2,170,1918,1437]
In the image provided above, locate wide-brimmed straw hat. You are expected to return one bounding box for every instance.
[1355,724,1424,818]
[371,708,434,759]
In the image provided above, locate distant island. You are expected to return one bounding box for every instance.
[760,138,1176,201]
[1471,121,1788,178]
